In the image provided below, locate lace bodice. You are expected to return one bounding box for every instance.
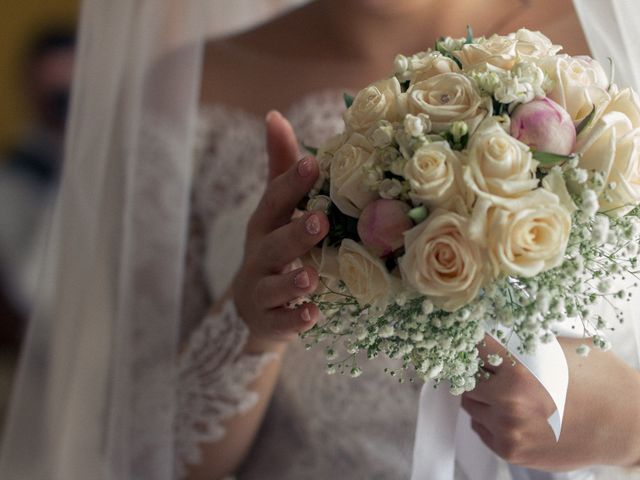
[176,90,640,480]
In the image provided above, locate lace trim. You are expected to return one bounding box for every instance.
[175,299,277,478]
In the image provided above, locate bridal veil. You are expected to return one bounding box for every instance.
[0,1,637,479]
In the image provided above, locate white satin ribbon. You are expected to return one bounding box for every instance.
[410,333,569,480]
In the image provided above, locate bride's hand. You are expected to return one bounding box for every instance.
[232,111,328,353]
[462,336,640,471]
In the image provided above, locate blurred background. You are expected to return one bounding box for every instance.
[0,0,79,430]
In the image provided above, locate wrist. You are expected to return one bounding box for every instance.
[244,334,288,355]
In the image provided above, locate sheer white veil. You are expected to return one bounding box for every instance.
[0,1,306,479]
[0,0,638,479]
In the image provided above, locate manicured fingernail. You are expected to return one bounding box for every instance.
[294,270,310,289]
[305,214,321,235]
[297,157,312,177]
[265,110,279,123]
[301,308,312,322]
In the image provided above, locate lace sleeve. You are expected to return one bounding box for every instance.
[175,299,277,478]
[174,112,277,478]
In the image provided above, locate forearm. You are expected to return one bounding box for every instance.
[185,337,286,480]
[559,337,640,469]
[182,291,287,480]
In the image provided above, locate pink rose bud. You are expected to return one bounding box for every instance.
[510,97,576,155]
[357,199,413,257]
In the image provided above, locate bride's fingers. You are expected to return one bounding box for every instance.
[255,267,319,309]
[263,302,320,339]
[266,110,300,181]
[251,156,319,234]
[258,211,328,271]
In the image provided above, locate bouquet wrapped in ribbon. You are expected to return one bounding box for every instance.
[302,28,640,395]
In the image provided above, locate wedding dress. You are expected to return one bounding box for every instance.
[2,1,640,480]
[175,90,640,479]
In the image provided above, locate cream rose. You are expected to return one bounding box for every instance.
[408,51,461,83]
[577,89,640,216]
[317,132,347,177]
[463,118,538,207]
[454,34,519,71]
[407,73,489,133]
[399,210,486,312]
[329,134,379,217]
[344,77,403,133]
[488,193,571,277]
[404,141,466,210]
[338,239,393,309]
[306,242,342,302]
[538,54,610,123]
[510,29,562,59]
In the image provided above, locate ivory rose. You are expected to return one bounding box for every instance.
[357,199,413,257]
[407,73,489,133]
[317,132,347,178]
[463,118,538,207]
[488,192,571,277]
[344,77,403,133]
[577,89,640,216]
[399,210,486,312]
[338,239,393,309]
[306,242,342,302]
[538,54,610,123]
[329,134,379,217]
[408,51,461,83]
[404,141,467,209]
[454,34,519,71]
[510,29,562,59]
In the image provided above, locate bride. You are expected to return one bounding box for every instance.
[1,1,639,479]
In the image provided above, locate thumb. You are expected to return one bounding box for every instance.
[266,110,300,181]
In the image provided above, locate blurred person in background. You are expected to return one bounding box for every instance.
[0,27,75,349]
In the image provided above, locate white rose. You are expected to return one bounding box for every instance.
[306,242,342,302]
[463,118,538,207]
[538,54,610,123]
[338,239,393,309]
[344,77,403,133]
[329,134,379,217]
[399,210,487,312]
[404,141,467,210]
[317,132,348,179]
[407,73,490,134]
[577,89,640,216]
[488,193,571,277]
[407,51,461,83]
[454,34,519,71]
[510,29,562,59]
[542,167,577,214]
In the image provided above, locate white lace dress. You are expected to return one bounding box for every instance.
[176,90,640,480]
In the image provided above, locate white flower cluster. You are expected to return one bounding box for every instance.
[302,28,640,391]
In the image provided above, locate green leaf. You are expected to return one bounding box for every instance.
[343,92,354,109]
[303,143,319,156]
[408,206,428,223]
[465,25,474,44]
[532,150,574,166]
[576,105,597,136]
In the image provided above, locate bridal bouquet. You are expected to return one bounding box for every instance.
[302,28,640,393]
